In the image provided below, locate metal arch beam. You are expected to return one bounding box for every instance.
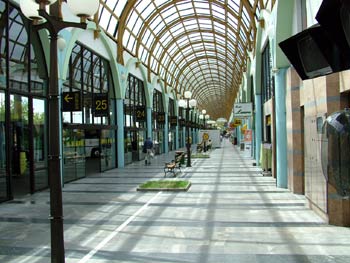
[165,40,238,89]
[112,0,259,98]
[173,55,241,95]
[144,14,250,86]
[190,80,229,96]
[180,75,232,96]
[116,0,137,65]
[187,75,231,93]
[109,0,260,109]
[156,28,237,77]
[186,71,231,88]
[177,56,242,94]
[197,93,235,119]
[159,35,242,88]
[180,69,241,96]
[195,89,229,103]
[176,56,240,96]
[135,0,246,58]
[195,85,231,96]
[170,53,237,89]
[98,1,121,36]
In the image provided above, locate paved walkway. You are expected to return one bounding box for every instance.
[1,139,350,262]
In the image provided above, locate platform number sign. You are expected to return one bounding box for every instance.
[157,112,166,124]
[135,106,146,122]
[93,93,109,117]
[170,116,178,126]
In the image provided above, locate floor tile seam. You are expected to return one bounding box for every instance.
[3,248,350,258]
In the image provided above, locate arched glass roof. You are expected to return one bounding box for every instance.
[98,0,274,119]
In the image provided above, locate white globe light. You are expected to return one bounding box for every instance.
[189,99,197,108]
[57,35,67,51]
[205,114,210,120]
[202,109,206,114]
[178,99,186,108]
[184,90,192,99]
[67,0,100,18]
[20,0,41,20]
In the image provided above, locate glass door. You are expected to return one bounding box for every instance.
[124,130,132,165]
[0,91,7,201]
[33,99,48,191]
[63,128,86,183]
[100,129,116,172]
[10,94,30,197]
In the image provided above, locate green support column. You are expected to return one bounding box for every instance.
[116,99,124,168]
[182,126,186,147]
[275,68,288,188]
[255,95,262,165]
[175,125,179,149]
[147,107,152,138]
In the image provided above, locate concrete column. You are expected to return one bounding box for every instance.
[116,99,124,168]
[175,125,179,149]
[275,68,288,188]
[255,94,262,165]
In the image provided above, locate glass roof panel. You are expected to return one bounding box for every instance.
[97,0,266,119]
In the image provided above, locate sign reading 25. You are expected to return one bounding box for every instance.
[93,93,109,117]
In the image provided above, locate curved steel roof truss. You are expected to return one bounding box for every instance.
[98,0,272,119]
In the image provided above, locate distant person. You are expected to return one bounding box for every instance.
[143,137,154,165]
[207,139,212,151]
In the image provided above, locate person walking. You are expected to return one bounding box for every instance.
[143,137,154,165]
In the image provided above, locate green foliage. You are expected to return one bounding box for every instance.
[191,153,210,158]
[139,180,190,189]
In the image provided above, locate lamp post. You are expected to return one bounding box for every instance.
[205,114,210,127]
[200,109,210,152]
[179,91,196,167]
[202,109,207,128]
[20,1,99,262]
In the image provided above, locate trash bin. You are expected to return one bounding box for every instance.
[233,137,237,145]
[240,142,245,151]
[175,151,185,165]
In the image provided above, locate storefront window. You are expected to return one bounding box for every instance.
[153,89,164,154]
[124,74,146,164]
[62,43,117,179]
[168,98,176,151]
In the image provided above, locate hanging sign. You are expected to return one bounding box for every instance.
[233,103,253,117]
[170,116,178,126]
[93,93,109,117]
[234,118,242,126]
[62,91,81,112]
[135,105,146,122]
[244,129,252,142]
[157,112,166,124]
[179,118,186,127]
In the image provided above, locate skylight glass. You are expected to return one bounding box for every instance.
[97,0,268,118]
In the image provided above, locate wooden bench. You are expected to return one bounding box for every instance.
[164,153,184,177]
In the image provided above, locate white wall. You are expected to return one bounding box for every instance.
[198,130,221,148]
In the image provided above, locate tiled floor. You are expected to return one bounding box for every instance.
[1,140,350,262]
